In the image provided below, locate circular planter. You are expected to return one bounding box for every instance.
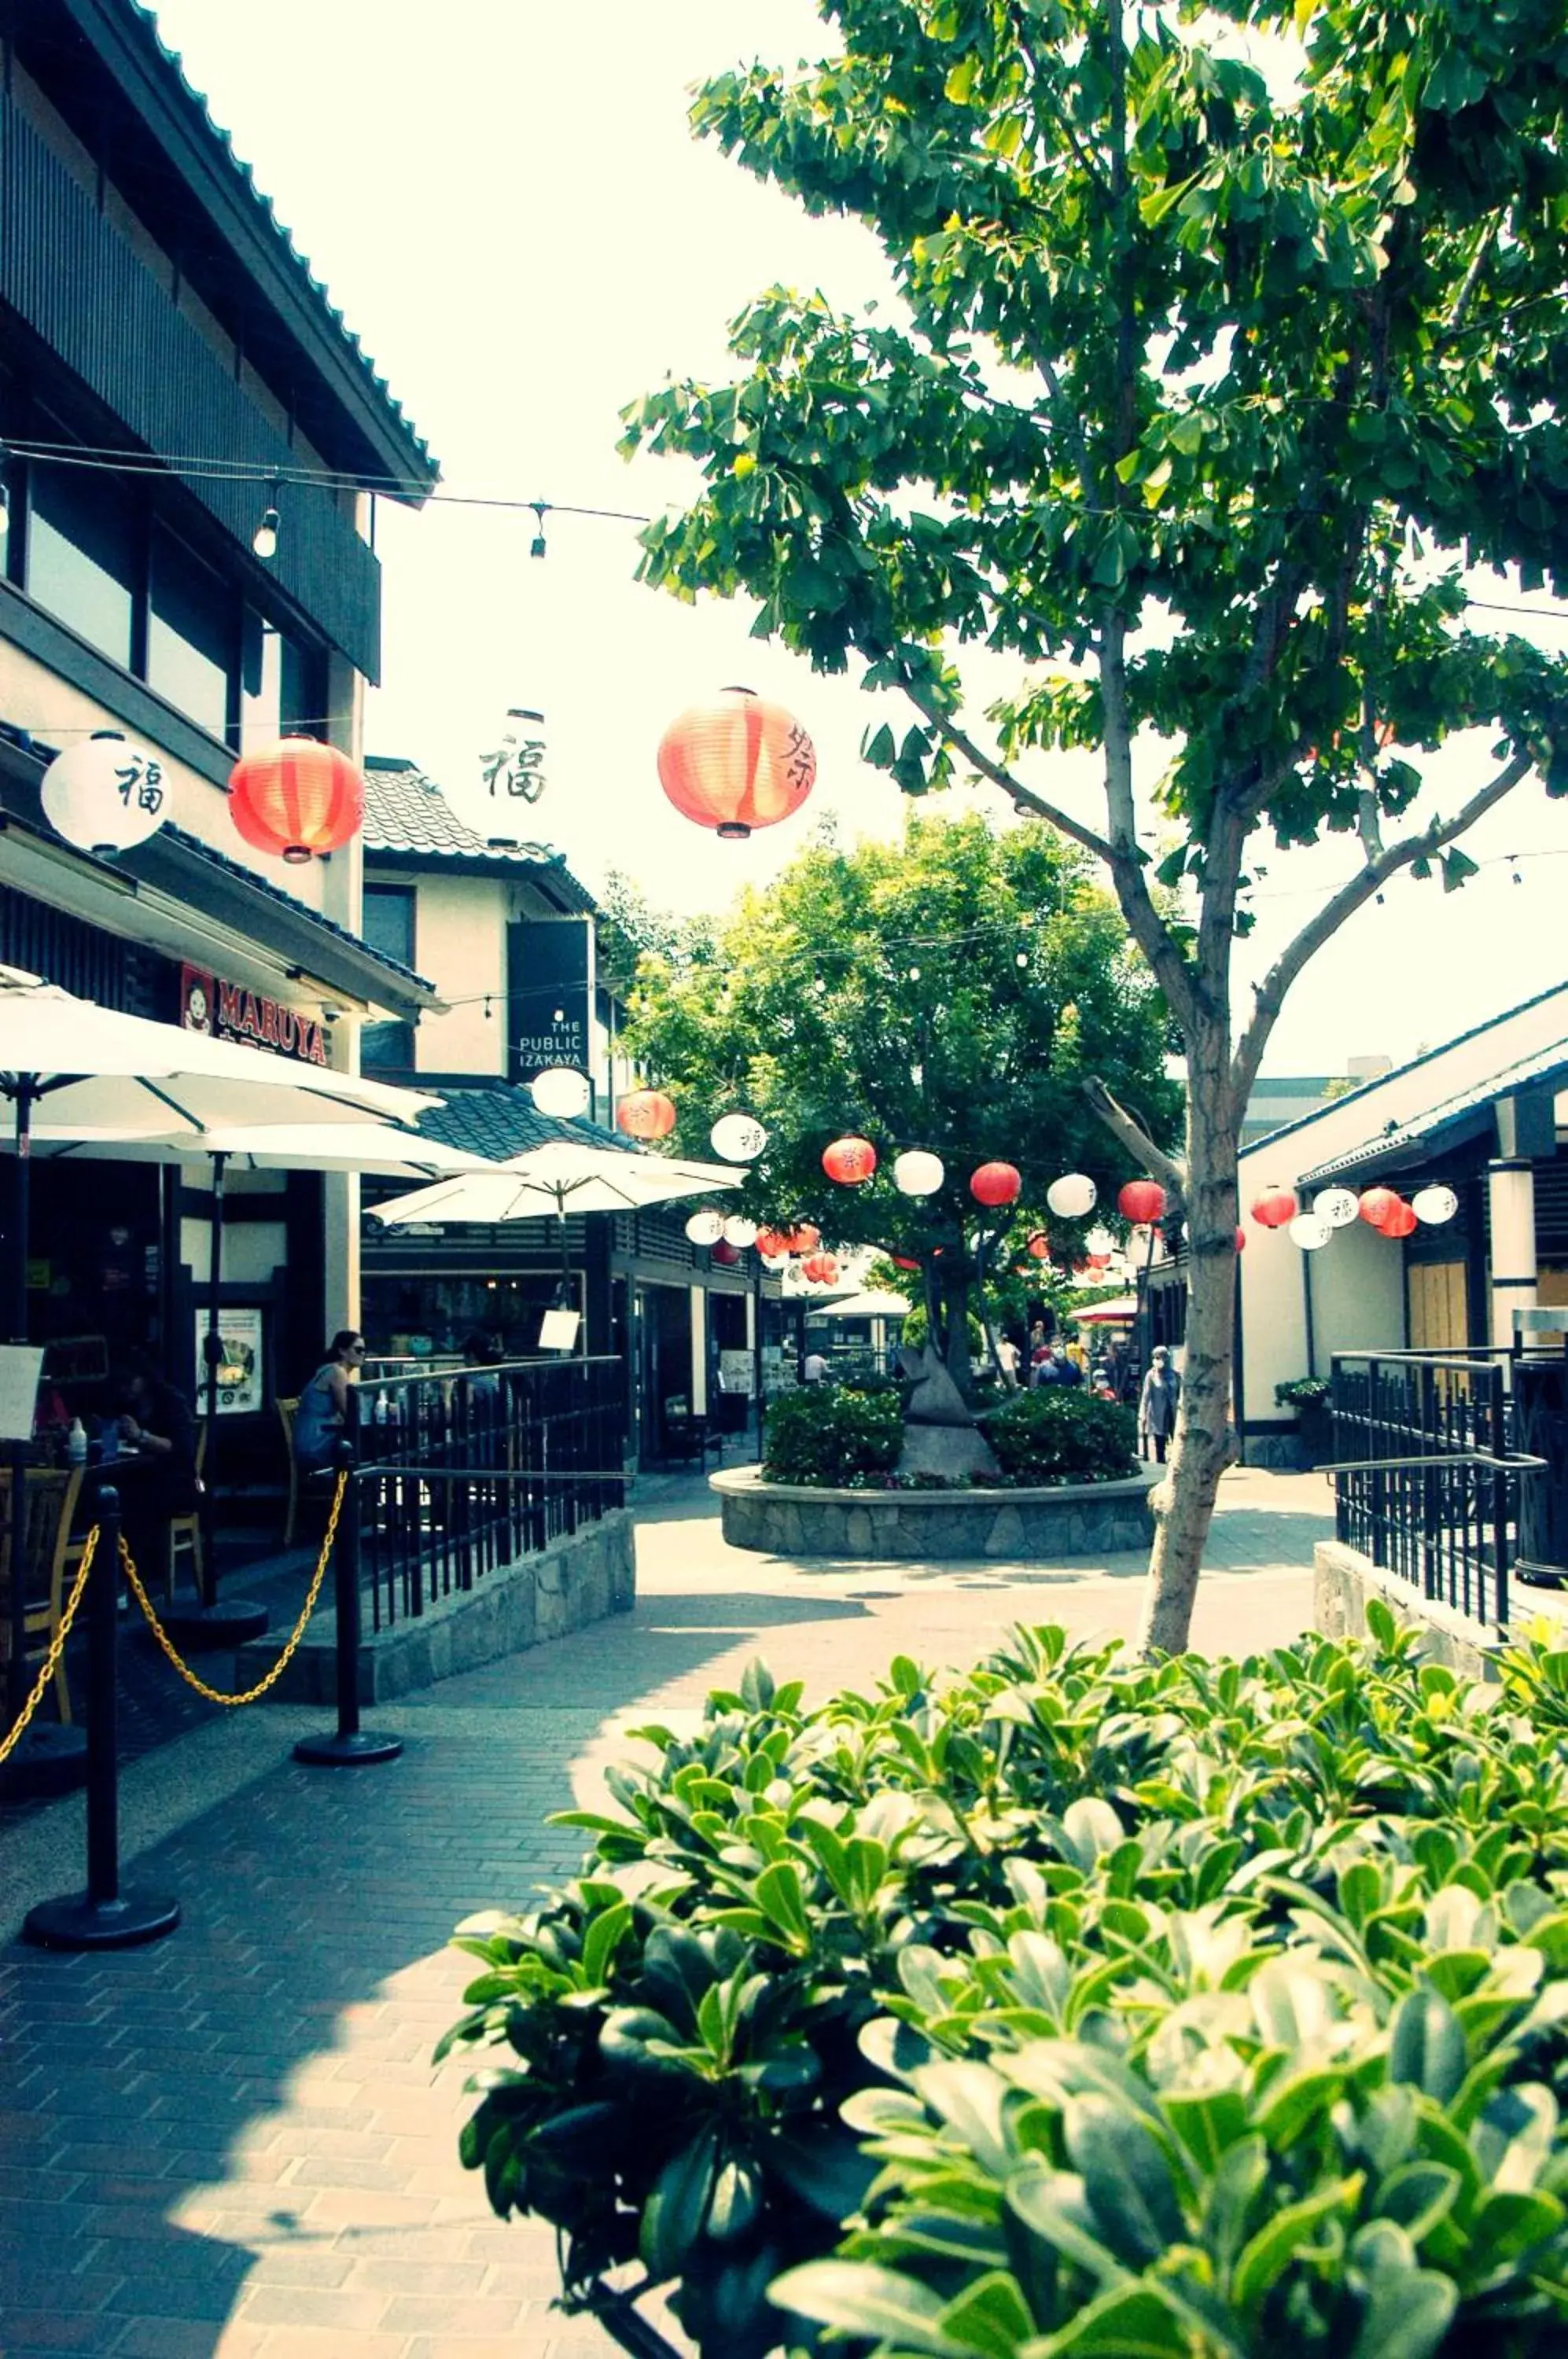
[711,1464,1160,1562]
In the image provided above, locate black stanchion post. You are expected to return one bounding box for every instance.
[24,1485,179,1949]
[295,1413,402,1768]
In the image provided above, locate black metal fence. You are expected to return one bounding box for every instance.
[1329,1350,1544,1632]
[348,1357,627,1632]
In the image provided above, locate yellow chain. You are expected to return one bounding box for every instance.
[122,1470,348,1706]
[0,1528,98,1766]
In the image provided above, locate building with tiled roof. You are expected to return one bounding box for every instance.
[363,760,596,910]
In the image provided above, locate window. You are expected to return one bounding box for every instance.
[27,465,138,668]
[148,528,232,738]
[241,612,331,749]
[361,885,417,1071]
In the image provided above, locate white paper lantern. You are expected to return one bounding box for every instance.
[1412,1185,1459,1225]
[41,731,168,855]
[1289,1212,1333,1251]
[1047,1172,1097,1219]
[722,1216,759,1247]
[893,1150,945,1198]
[530,1066,591,1118]
[1085,1225,1117,1257]
[1315,1187,1360,1229]
[711,1113,768,1162]
[685,1209,725,1246]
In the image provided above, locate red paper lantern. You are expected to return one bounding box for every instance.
[1235,1227,1247,1252]
[970,1161,1021,1208]
[1250,1186,1298,1229]
[617,1089,677,1140]
[1026,1232,1052,1261]
[1358,1187,1398,1228]
[893,1255,921,1272]
[656,686,816,839]
[1380,1198,1418,1239]
[823,1135,878,1185]
[801,1251,839,1284]
[790,1223,821,1253]
[755,1227,791,1259]
[1117,1179,1166,1225]
[228,738,364,864]
[709,1238,741,1265]
[1087,1253,1110,1271]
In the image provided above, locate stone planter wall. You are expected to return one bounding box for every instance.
[237,1510,636,1704]
[712,1466,1159,1561]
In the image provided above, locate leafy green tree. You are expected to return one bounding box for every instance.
[624,811,1180,1378]
[622,0,1568,1648]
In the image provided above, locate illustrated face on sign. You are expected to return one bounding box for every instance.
[185,982,210,1032]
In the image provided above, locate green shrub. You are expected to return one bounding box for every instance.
[761,1383,904,1487]
[439,1608,1568,2358]
[1277,1375,1334,1408]
[981,1386,1139,1484]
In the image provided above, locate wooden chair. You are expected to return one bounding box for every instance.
[0,1464,85,1724]
[276,1397,300,1546]
[166,1422,208,1601]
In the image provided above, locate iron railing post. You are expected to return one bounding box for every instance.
[295,1408,403,1768]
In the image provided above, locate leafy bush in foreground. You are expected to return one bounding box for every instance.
[763,1382,904,1486]
[439,1610,1568,2357]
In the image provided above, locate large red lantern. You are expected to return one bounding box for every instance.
[1380,1197,1418,1239]
[790,1224,821,1253]
[1117,1179,1166,1225]
[755,1227,791,1259]
[656,686,816,840]
[823,1135,878,1185]
[228,738,363,864]
[1358,1187,1398,1229]
[617,1090,677,1141]
[970,1161,1021,1208]
[1250,1186,1298,1230]
[801,1251,839,1285]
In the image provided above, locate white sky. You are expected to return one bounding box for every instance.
[148,0,1568,1076]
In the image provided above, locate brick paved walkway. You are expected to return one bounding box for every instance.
[0,1467,1327,2358]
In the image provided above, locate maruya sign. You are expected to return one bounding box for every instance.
[179,964,329,1067]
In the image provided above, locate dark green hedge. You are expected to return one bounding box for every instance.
[762,1383,904,1487]
[981,1386,1140,1484]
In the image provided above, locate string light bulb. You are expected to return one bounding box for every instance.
[252,480,282,559]
[529,502,548,560]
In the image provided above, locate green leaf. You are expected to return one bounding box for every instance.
[1232,2176,1363,2312]
[1064,2096,1185,2266]
[1007,2159,1128,2287]
[1028,2282,1191,2356]
[641,2127,719,2280]
[1389,1988,1467,2105]
[754,1860,812,1949]
[771,2259,966,2353]
[937,2269,1036,2359]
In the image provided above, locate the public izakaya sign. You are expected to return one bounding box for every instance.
[506,917,593,1087]
[179,963,329,1066]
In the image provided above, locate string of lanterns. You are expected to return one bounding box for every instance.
[36,729,369,867]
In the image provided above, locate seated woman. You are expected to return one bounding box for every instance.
[292,1330,366,1472]
[112,1350,201,1583]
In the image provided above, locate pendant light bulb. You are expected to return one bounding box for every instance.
[529,502,548,560]
[252,480,282,560]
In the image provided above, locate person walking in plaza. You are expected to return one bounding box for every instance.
[1138,1345,1181,1463]
[291,1329,367,1472]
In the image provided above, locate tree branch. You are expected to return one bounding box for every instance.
[899,683,1113,862]
[1231,751,1531,1102]
[1080,1075,1187,1209]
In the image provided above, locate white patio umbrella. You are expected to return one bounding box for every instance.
[371,1137,740,1316]
[804,1289,913,1321]
[370,1138,739,1227]
[1,964,440,1144]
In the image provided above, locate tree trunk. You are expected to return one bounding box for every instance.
[1137,1034,1240,1655]
[940,1269,972,1390]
